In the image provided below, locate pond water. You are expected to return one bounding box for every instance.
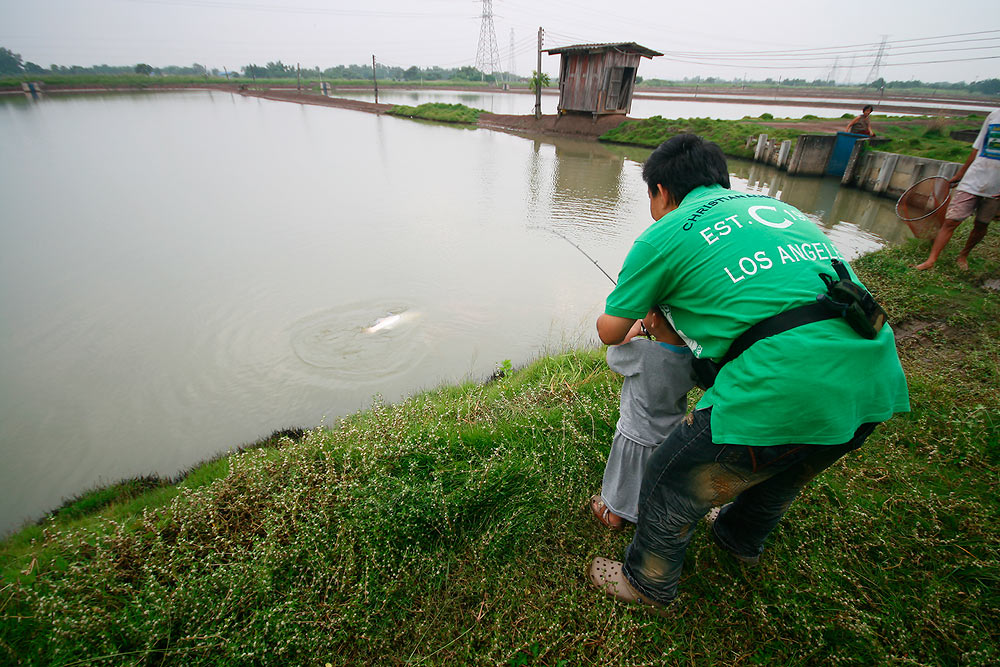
[0,90,916,536]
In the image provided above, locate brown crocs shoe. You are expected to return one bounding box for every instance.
[589,495,627,531]
[587,557,673,615]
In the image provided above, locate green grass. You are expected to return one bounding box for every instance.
[1,235,998,665]
[600,114,985,163]
[599,115,805,159]
[386,102,485,124]
[873,117,984,162]
[0,74,234,90]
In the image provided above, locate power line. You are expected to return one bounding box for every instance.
[658,53,1000,71]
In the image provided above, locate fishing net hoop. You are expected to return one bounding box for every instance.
[895,176,951,222]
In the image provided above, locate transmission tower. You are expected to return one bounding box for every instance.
[826,57,839,85]
[508,28,516,79]
[475,0,502,82]
[866,36,888,84]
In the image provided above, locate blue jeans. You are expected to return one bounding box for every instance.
[621,408,878,604]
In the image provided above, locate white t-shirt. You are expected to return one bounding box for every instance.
[957,108,1000,198]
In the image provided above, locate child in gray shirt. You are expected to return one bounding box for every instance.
[591,308,696,529]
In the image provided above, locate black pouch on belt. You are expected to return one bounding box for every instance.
[817,259,887,339]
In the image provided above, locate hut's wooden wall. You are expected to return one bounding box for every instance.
[557,50,643,115]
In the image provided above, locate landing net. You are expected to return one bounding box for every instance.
[895,176,951,239]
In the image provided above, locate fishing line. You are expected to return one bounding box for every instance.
[548,229,617,285]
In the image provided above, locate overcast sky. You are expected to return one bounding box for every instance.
[1,0,998,83]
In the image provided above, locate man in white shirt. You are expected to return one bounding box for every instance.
[915,108,1000,271]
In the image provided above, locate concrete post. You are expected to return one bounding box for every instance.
[777,140,791,169]
[874,154,899,194]
[840,138,868,186]
[937,163,960,180]
[754,134,768,162]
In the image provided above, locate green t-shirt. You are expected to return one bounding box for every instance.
[606,185,909,445]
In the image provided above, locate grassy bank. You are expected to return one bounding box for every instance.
[2,233,999,664]
[600,115,802,159]
[387,102,485,124]
[601,114,985,162]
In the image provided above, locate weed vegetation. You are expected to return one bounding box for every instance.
[600,116,804,159]
[1,235,998,665]
[387,102,485,124]
[601,115,986,163]
[874,116,986,162]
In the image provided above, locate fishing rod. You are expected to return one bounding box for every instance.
[548,228,617,285]
[550,229,659,340]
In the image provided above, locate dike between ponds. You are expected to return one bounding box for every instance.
[238,88,629,139]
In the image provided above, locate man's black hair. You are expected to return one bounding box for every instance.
[641,134,730,205]
[862,104,873,113]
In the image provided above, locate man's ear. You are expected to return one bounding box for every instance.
[657,184,676,209]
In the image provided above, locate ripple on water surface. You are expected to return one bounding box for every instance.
[288,302,429,385]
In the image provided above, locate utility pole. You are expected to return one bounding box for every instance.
[534,26,543,119]
[372,55,378,104]
[296,62,301,91]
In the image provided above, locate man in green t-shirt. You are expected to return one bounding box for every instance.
[587,134,909,612]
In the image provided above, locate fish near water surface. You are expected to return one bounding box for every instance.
[364,311,418,334]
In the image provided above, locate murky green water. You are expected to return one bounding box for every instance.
[0,90,916,535]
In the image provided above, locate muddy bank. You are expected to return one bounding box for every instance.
[239,88,627,139]
[477,111,627,138]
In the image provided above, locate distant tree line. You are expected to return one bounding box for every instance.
[240,61,521,83]
[2,45,996,94]
[645,74,1000,95]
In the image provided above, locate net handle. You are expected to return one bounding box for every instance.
[895,176,952,222]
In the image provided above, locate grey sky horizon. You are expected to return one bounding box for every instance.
[1,0,998,83]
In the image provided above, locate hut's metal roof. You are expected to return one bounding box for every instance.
[544,42,663,58]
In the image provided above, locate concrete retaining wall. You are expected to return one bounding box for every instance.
[786,135,837,176]
[844,148,961,199]
[749,132,962,200]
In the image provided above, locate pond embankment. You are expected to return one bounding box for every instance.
[238,87,628,139]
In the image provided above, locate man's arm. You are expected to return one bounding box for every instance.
[949,148,978,186]
[596,313,637,345]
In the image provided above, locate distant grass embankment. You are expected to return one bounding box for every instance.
[600,115,804,159]
[0,74,526,93]
[601,114,985,162]
[1,235,998,664]
[387,102,485,124]
[874,116,985,162]
[0,74,237,91]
